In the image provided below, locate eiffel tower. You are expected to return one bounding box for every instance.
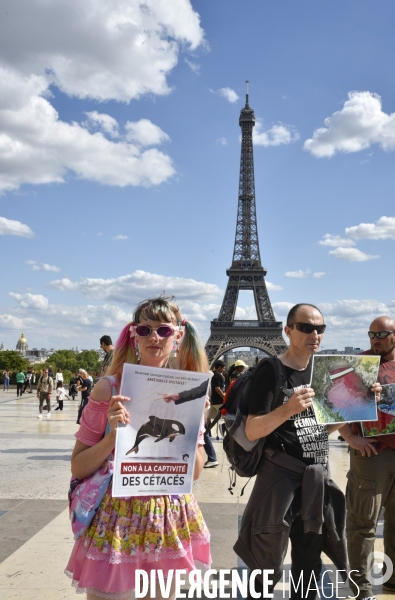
[205,83,287,365]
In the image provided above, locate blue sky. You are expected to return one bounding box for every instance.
[1,0,395,352]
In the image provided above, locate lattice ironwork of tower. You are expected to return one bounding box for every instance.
[205,83,287,365]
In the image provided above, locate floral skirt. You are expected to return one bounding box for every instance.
[65,488,211,599]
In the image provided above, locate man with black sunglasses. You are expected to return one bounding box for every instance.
[341,316,395,600]
[235,303,348,600]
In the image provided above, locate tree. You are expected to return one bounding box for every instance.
[0,351,30,381]
[43,349,102,376]
[75,350,102,373]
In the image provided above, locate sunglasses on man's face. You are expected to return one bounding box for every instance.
[290,322,326,335]
[368,330,395,339]
[135,325,176,338]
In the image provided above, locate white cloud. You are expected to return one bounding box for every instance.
[26,261,61,272]
[217,137,228,146]
[0,68,175,192]
[48,270,223,305]
[345,216,395,240]
[0,314,25,329]
[84,112,120,139]
[284,269,310,278]
[320,299,388,319]
[235,305,259,320]
[272,302,294,319]
[266,281,283,291]
[254,121,299,147]
[9,292,49,310]
[328,247,380,262]
[0,0,205,103]
[218,87,239,103]
[113,235,128,241]
[0,296,223,349]
[304,91,395,158]
[124,119,170,147]
[319,234,356,247]
[0,216,34,237]
[313,272,326,279]
[184,58,200,74]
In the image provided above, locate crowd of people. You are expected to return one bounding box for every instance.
[2,298,394,600]
[2,364,99,421]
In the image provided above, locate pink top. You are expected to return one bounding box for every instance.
[75,397,206,446]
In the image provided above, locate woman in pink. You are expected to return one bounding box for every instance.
[66,296,211,599]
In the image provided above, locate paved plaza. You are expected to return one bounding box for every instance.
[0,386,390,599]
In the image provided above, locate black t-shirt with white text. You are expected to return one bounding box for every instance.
[248,359,328,465]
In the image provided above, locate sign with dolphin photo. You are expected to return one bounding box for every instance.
[112,364,211,497]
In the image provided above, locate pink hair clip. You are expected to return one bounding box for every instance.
[129,323,137,337]
[181,319,186,326]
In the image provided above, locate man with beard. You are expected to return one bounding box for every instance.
[341,316,395,599]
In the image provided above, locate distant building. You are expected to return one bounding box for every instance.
[317,347,365,356]
[0,342,5,351]
[16,332,28,356]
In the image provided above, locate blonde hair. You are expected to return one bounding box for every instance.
[107,296,209,386]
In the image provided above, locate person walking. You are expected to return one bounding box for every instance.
[36,369,53,419]
[2,369,11,391]
[75,369,92,424]
[66,296,211,600]
[69,372,78,400]
[23,367,34,393]
[16,369,25,397]
[55,368,64,386]
[203,360,226,468]
[55,380,68,411]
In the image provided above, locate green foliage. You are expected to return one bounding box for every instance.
[364,426,378,436]
[0,351,30,378]
[363,417,395,436]
[312,398,345,423]
[43,349,102,376]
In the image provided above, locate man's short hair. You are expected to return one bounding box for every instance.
[100,335,112,346]
[214,360,225,369]
[286,303,323,326]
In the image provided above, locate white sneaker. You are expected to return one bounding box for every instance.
[37,414,43,419]
[204,460,218,468]
[360,596,377,600]
[46,413,51,419]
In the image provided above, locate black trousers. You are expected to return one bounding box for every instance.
[23,380,32,392]
[247,512,325,600]
[76,397,88,424]
[17,382,24,396]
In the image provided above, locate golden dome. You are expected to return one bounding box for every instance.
[18,332,28,344]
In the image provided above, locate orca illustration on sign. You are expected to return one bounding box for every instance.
[126,415,186,454]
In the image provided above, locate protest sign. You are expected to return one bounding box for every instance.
[362,383,395,437]
[112,364,211,497]
[311,355,380,424]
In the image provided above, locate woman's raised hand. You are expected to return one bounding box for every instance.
[107,395,130,432]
